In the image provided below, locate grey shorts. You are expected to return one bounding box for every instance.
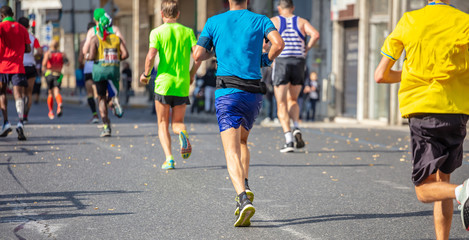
[0,73,27,87]
[154,93,190,108]
[409,114,469,185]
[272,57,305,86]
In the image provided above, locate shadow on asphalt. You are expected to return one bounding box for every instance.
[173,163,388,171]
[0,189,140,223]
[250,211,435,228]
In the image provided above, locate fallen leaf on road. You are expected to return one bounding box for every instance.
[134,125,139,129]
[115,157,121,159]
[57,164,62,167]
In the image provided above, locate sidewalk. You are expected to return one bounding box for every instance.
[55,88,408,130]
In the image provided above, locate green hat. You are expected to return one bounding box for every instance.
[93,8,105,21]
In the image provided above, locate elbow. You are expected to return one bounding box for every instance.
[273,41,285,55]
[374,71,385,83]
[193,53,202,62]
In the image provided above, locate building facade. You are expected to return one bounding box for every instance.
[331,0,469,125]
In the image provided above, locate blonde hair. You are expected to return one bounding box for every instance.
[161,0,179,19]
[50,40,59,50]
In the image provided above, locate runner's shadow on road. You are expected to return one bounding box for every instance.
[175,163,387,171]
[250,211,435,228]
[0,190,141,223]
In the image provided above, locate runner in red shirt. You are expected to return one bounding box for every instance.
[0,6,31,141]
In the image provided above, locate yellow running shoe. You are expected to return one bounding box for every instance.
[179,130,191,159]
[161,159,175,170]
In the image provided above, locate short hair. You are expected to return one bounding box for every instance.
[278,0,294,9]
[0,6,14,17]
[232,0,247,4]
[87,22,95,30]
[161,0,179,19]
[18,17,29,28]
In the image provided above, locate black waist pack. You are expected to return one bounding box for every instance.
[216,76,267,94]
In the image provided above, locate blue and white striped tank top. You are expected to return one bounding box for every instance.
[278,15,306,58]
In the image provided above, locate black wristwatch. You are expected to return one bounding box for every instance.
[143,72,151,78]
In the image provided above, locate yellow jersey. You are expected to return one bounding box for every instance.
[381,1,469,117]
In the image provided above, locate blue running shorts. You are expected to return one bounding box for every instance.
[215,91,263,132]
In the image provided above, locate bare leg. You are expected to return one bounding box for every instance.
[155,100,172,158]
[0,82,8,122]
[240,127,250,179]
[274,84,291,133]
[171,104,187,134]
[220,127,245,195]
[24,77,35,117]
[98,95,110,126]
[415,171,456,240]
[287,84,302,124]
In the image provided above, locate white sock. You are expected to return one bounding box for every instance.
[285,132,293,143]
[455,184,463,202]
[293,121,299,129]
[15,99,24,121]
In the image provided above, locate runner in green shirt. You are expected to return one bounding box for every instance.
[140,0,201,170]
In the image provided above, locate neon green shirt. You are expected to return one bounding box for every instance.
[381,1,469,117]
[149,23,197,97]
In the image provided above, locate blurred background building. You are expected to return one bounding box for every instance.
[10,0,469,125]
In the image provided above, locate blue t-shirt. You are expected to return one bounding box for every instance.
[197,10,276,98]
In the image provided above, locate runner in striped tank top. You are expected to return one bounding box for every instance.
[270,0,319,153]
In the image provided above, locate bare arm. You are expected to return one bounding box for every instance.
[193,46,215,62]
[266,30,285,61]
[302,18,320,52]
[82,28,95,55]
[86,36,98,61]
[78,41,85,66]
[374,56,402,83]
[190,46,202,85]
[140,48,157,85]
[62,53,70,66]
[119,37,129,60]
[113,26,126,45]
[42,51,50,70]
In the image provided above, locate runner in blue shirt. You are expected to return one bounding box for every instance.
[194,0,284,227]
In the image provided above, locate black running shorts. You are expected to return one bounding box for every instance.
[25,66,38,79]
[409,114,469,185]
[272,57,306,86]
[154,93,190,108]
[45,75,61,89]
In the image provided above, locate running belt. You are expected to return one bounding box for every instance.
[278,15,306,58]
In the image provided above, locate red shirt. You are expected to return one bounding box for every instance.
[0,20,30,74]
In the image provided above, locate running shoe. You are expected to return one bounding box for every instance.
[161,159,175,170]
[16,123,26,141]
[234,192,255,227]
[48,111,55,120]
[57,104,63,117]
[100,125,111,137]
[457,178,469,231]
[0,121,12,137]
[179,130,192,159]
[90,115,99,124]
[280,142,295,153]
[235,180,254,215]
[112,97,123,118]
[293,128,305,149]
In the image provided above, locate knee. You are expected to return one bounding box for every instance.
[415,186,432,203]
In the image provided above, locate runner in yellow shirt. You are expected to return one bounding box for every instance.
[375,1,469,238]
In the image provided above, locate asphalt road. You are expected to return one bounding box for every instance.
[1,101,469,240]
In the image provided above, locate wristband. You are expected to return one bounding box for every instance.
[261,53,273,67]
[143,72,151,78]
